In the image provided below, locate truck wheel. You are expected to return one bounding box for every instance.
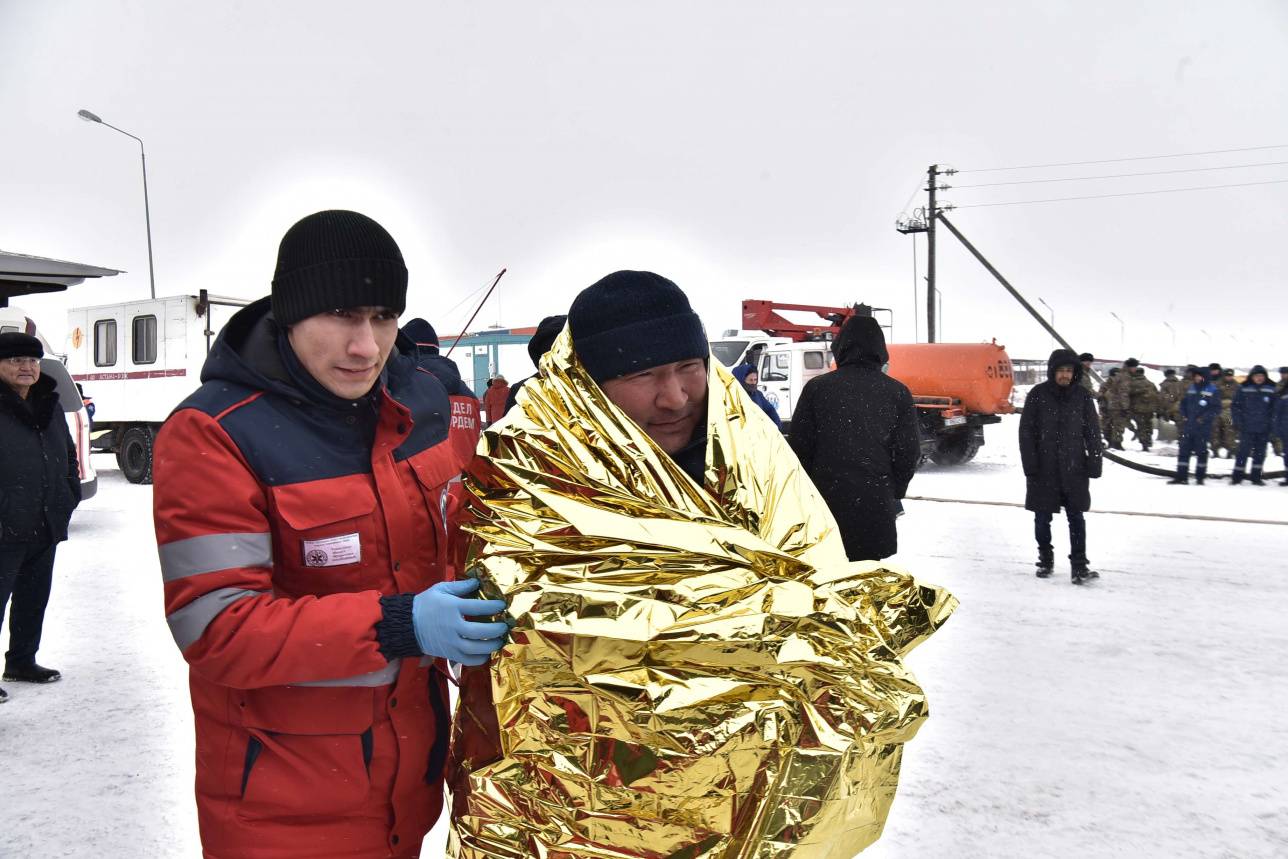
[930,434,980,466]
[117,425,155,485]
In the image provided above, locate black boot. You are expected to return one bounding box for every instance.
[1167,466,1188,485]
[1071,558,1099,585]
[0,687,7,704]
[2,664,61,684]
[1036,548,1054,578]
[1231,472,1244,485]
[1250,466,1264,486]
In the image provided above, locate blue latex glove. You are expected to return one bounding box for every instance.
[411,578,509,666]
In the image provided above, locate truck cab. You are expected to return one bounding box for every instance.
[709,331,830,428]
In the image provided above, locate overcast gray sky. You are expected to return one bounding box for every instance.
[3,0,1286,365]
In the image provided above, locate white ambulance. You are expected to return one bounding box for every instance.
[65,290,249,483]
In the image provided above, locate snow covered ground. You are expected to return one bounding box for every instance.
[3,416,1286,857]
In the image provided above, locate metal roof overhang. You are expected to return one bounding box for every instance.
[0,250,122,305]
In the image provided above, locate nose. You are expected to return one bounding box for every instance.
[348,320,380,362]
[655,371,688,411]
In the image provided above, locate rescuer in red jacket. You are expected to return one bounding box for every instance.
[481,375,511,426]
[152,211,505,858]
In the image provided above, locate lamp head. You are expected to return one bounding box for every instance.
[77,109,103,123]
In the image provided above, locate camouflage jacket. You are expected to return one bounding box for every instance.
[1158,377,1187,414]
[1127,369,1159,413]
[1100,374,1131,412]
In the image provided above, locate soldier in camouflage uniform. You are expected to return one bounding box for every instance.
[1157,368,1187,428]
[1272,366,1288,457]
[1123,358,1159,451]
[1079,352,1097,394]
[1099,367,1130,450]
[1209,366,1239,458]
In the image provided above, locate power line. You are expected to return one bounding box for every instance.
[953,160,1288,188]
[958,144,1288,173]
[952,178,1288,208]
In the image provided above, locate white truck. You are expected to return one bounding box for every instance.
[65,291,249,483]
[0,308,98,499]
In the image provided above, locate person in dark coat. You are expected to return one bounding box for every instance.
[789,316,919,562]
[0,332,81,703]
[400,317,476,397]
[1274,373,1288,486]
[1231,364,1277,485]
[1019,349,1103,584]
[503,314,568,418]
[1168,365,1220,485]
[731,363,781,429]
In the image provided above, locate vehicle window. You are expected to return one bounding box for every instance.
[804,351,825,370]
[132,314,158,364]
[761,353,788,382]
[0,325,19,334]
[94,319,117,367]
[709,340,749,368]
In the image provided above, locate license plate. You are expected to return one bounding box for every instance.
[944,415,967,427]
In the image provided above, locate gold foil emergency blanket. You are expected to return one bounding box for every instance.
[448,329,956,859]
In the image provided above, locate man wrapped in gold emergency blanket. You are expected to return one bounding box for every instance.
[448,324,956,859]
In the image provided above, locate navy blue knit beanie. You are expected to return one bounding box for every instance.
[402,317,439,348]
[271,210,408,326]
[528,314,567,364]
[568,271,707,382]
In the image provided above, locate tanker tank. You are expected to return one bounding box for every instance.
[886,341,1015,415]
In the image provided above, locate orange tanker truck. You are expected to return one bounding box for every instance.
[709,300,1014,465]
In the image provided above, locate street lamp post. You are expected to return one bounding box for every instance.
[1163,321,1176,350]
[78,109,156,300]
[1109,312,1125,352]
[1038,297,1055,350]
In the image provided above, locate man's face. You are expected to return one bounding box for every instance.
[1192,372,1206,385]
[1054,366,1075,386]
[0,356,40,395]
[600,358,707,454]
[287,307,399,399]
[1251,372,1267,385]
[744,371,759,387]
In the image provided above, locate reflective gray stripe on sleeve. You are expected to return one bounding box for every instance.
[158,532,272,583]
[166,587,264,651]
[291,660,402,688]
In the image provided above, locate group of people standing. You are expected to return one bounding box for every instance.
[136,211,940,857]
[1086,353,1288,485]
[1169,364,1287,486]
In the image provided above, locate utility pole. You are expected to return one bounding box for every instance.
[926,164,938,343]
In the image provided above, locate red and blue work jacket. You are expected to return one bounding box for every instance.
[152,299,479,859]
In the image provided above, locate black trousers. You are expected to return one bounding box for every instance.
[0,542,58,669]
[1035,507,1087,565]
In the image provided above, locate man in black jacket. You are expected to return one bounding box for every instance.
[503,314,568,418]
[0,332,81,703]
[1019,349,1103,584]
[789,315,920,562]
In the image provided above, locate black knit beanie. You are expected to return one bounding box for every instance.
[568,271,707,383]
[0,332,43,360]
[528,314,567,364]
[271,210,408,326]
[401,317,438,348]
